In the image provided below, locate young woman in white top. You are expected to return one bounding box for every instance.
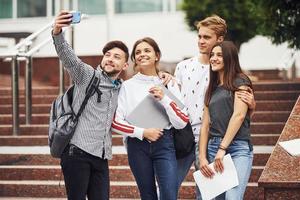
[111,37,188,200]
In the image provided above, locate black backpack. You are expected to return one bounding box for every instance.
[48,70,101,158]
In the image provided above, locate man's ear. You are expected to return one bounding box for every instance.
[122,62,129,71]
[217,36,224,43]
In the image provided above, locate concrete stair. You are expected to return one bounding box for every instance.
[249,69,285,81]
[0,81,300,199]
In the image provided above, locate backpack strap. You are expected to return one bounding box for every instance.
[74,70,101,122]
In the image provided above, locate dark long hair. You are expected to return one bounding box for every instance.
[130,37,161,72]
[204,41,252,106]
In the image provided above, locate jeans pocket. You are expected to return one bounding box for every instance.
[228,140,253,158]
[230,140,250,150]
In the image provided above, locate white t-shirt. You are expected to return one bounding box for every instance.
[175,56,210,142]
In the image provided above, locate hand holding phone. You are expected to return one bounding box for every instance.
[70,11,81,24]
[53,11,81,35]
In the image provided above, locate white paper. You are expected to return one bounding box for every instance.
[279,138,300,156]
[193,154,239,200]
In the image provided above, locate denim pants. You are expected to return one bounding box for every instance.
[61,144,109,200]
[207,137,253,200]
[127,129,178,200]
[177,143,203,200]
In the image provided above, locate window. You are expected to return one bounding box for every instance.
[115,0,163,14]
[17,0,47,17]
[52,0,55,16]
[0,0,12,18]
[78,0,106,15]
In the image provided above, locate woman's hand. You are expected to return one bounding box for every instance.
[158,71,176,86]
[143,128,163,142]
[213,149,226,173]
[149,86,164,101]
[199,157,215,178]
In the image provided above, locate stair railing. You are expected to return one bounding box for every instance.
[0,21,55,135]
[0,14,90,135]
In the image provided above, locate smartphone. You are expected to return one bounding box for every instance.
[70,11,81,24]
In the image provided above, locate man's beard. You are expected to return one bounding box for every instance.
[105,70,121,77]
[101,65,121,77]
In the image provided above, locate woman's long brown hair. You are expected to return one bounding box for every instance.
[204,41,252,106]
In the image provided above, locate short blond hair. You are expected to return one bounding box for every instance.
[196,15,227,38]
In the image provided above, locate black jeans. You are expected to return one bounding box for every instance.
[61,144,109,200]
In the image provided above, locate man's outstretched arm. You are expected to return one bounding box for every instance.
[52,11,93,85]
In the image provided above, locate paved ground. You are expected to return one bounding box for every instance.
[0,74,48,87]
[0,145,274,155]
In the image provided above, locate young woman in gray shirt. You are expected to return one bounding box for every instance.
[199,41,253,199]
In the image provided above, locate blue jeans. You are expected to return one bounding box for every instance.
[177,143,202,200]
[207,137,253,200]
[127,129,178,200]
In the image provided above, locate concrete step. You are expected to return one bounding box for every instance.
[0,114,49,124]
[250,122,285,135]
[249,69,283,80]
[0,135,124,146]
[255,100,295,111]
[0,87,59,96]
[0,198,140,200]
[0,124,49,135]
[0,165,134,182]
[252,82,300,91]
[254,91,300,100]
[0,134,278,146]
[251,111,290,122]
[0,110,290,125]
[0,82,298,96]
[0,145,273,167]
[0,95,56,105]
[0,91,299,105]
[0,100,295,115]
[0,181,263,199]
[0,198,66,200]
[0,165,263,183]
[0,122,285,135]
[0,104,51,114]
[0,81,299,96]
[0,198,197,200]
[251,134,279,145]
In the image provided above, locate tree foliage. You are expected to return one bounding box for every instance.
[180,0,300,50]
[258,0,300,49]
[181,0,263,50]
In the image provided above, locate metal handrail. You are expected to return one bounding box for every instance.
[13,22,54,51]
[0,14,88,135]
[0,21,54,135]
[18,37,53,57]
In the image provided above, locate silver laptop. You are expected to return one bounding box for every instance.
[126,85,184,129]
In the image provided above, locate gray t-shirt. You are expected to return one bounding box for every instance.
[208,76,251,141]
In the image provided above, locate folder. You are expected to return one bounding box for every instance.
[126,85,184,129]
